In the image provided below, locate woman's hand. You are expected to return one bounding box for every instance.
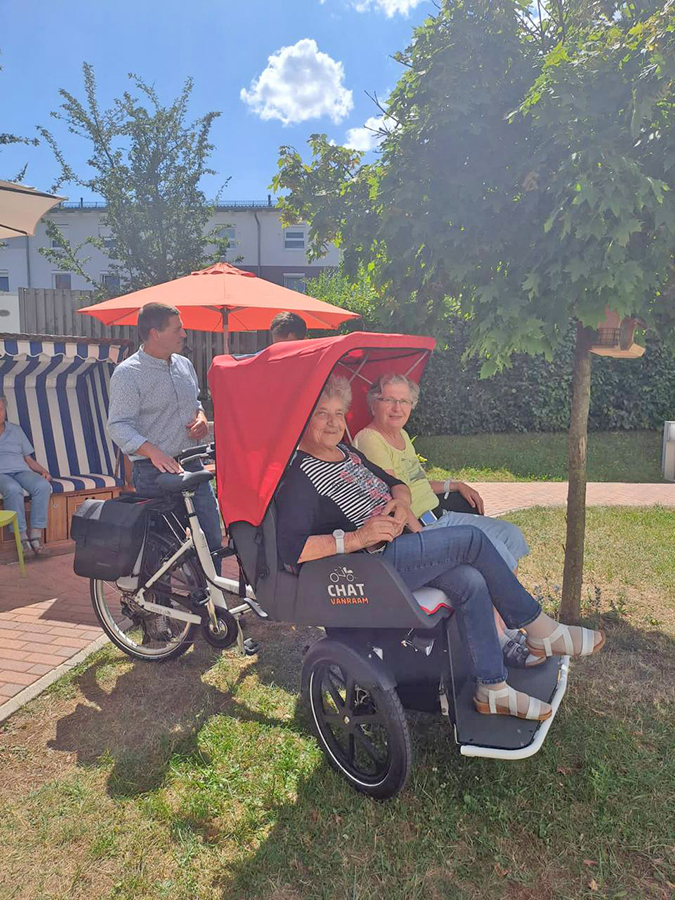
[455,481,485,514]
[355,516,401,549]
[404,509,422,533]
[380,497,410,533]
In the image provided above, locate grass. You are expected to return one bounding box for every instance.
[417,429,665,483]
[1,507,675,899]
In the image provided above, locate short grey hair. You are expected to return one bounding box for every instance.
[366,373,420,415]
[0,395,7,412]
[319,375,352,411]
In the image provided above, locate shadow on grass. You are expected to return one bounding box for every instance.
[44,611,675,899]
[213,613,675,900]
[46,619,317,799]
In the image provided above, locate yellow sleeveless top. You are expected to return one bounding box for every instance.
[352,427,439,518]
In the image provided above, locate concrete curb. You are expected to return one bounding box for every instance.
[0,576,243,726]
[0,633,110,725]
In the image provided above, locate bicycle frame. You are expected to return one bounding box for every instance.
[125,485,259,653]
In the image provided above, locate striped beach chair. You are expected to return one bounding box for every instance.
[0,335,132,542]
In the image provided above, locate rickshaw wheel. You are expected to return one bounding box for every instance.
[303,642,411,800]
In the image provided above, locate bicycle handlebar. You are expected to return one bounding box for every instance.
[175,442,216,464]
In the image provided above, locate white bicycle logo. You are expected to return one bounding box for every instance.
[329,566,355,583]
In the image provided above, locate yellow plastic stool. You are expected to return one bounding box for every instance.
[0,509,27,577]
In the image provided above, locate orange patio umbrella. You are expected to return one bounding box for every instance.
[78,262,360,350]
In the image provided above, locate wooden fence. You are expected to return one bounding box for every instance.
[17,287,267,395]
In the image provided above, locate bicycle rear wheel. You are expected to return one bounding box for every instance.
[90,531,202,662]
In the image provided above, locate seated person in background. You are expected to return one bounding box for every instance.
[0,395,52,556]
[270,311,308,343]
[276,376,605,722]
[353,373,538,667]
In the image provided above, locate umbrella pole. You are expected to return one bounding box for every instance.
[222,309,229,354]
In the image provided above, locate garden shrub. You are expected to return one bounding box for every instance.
[410,320,675,436]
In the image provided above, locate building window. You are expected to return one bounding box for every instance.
[53,272,71,290]
[283,274,306,293]
[98,226,114,250]
[101,272,121,293]
[51,225,68,248]
[284,228,305,250]
[218,225,236,245]
[0,272,9,292]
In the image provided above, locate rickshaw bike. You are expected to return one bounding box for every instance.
[73,332,569,799]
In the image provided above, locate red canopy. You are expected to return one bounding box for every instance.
[77,262,360,332]
[208,331,436,527]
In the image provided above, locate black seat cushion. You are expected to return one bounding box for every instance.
[156,470,213,494]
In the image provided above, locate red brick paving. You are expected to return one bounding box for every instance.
[477,481,675,517]
[1,481,674,715]
[0,549,239,712]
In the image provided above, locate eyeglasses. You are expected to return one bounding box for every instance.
[376,397,412,408]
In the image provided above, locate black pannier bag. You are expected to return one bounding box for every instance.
[71,494,154,580]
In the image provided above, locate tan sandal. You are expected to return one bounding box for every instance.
[473,685,552,722]
[527,623,605,659]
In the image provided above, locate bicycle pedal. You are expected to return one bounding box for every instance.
[243,637,261,656]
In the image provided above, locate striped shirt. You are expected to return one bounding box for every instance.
[276,443,404,567]
[299,447,392,527]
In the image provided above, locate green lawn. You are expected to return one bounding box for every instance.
[1,506,674,899]
[418,429,665,483]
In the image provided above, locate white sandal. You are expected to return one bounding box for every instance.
[473,685,551,722]
[527,622,605,659]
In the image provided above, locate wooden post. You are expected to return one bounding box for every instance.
[560,323,594,622]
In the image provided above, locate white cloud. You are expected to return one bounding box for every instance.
[352,0,427,17]
[344,115,386,152]
[240,39,353,126]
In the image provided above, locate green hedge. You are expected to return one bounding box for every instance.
[409,322,675,436]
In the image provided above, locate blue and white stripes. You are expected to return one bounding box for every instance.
[0,338,130,493]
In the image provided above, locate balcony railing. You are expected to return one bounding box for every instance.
[59,198,277,210]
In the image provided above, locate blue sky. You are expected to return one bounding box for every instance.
[1,0,431,203]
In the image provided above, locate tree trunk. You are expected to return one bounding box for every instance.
[560,323,594,623]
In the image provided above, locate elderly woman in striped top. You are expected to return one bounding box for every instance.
[276,376,605,723]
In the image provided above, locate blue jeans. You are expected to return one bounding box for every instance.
[0,470,52,534]
[382,525,541,684]
[132,459,223,575]
[425,511,528,572]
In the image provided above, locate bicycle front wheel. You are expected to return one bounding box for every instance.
[90,531,202,662]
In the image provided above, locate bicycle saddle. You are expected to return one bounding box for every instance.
[156,470,213,493]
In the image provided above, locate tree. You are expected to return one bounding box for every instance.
[273,0,675,620]
[38,63,230,295]
[306,267,382,332]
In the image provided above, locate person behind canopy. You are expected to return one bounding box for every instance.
[270,311,308,343]
[276,376,605,723]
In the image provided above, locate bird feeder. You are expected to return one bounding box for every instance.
[589,308,645,359]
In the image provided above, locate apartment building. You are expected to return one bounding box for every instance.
[0,198,340,295]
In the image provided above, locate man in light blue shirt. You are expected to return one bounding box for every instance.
[108,303,222,566]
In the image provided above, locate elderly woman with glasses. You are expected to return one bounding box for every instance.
[352,374,541,666]
[276,376,605,722]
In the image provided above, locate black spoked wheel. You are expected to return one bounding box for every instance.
[90,531,201,662]
[304,647,411,800]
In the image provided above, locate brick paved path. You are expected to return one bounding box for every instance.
[1,480,675,720]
